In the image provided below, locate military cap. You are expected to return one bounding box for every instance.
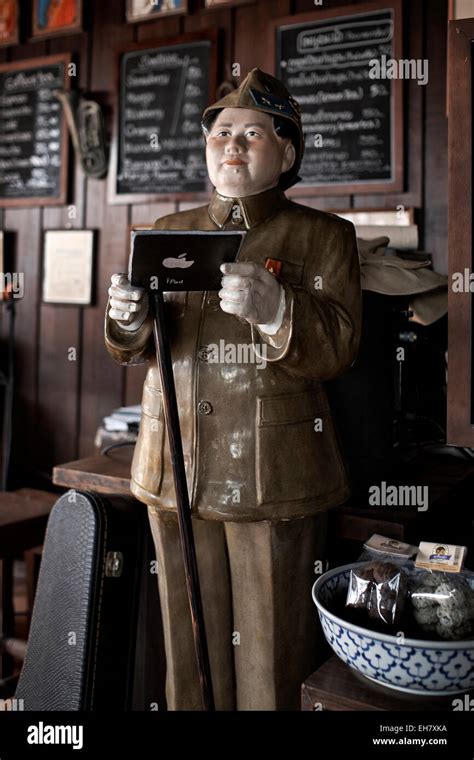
[201,68,304,190]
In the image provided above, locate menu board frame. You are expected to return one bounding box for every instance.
[267,0,403,197]
[108,30,218,205]
[0,53,70,208]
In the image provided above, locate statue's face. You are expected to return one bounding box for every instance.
[205,108,295,198]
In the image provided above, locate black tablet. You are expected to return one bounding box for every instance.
[129,229,246,292]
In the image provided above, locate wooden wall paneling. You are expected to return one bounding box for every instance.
[136,17,182,43]
[0,46,6,234]
[124,202,175,408]
[293,0,356,12]
[0,45,14,477]
[236,0,291,76]
[398,0,424,208]
[390,0,423,211]
[447,18,473,446]
[37,32,90,475]
[2,206,43,486]
[80,0,134,458]
[3,41,46,486]
[177,201,204,211]
[130,203,176,227]
[183,4,232,37]
[422,0,449,275]
[352,0,424,211]
[299,196,352,211]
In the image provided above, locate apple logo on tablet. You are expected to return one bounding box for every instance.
[163,253,195,269]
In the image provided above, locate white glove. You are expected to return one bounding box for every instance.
[219,262,283,326]
[108,273,148,332]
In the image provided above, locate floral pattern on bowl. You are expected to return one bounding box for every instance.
[312,563,474,695]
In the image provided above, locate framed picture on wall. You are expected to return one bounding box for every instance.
[42,230,95,305]
[126,0,188,22]
[32,0,82,39]
[0,0,19,48]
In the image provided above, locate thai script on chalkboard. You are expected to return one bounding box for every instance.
[277,8,396,188]
[117,40,212,196]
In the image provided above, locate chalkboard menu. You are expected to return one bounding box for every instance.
[0,55,70,207]
[111,33,216,203]
[272,1,403,195]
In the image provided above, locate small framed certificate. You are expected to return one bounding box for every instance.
[42,229,95,305]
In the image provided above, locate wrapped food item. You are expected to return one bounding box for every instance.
[346,561,409,626]
[410,571,474,640]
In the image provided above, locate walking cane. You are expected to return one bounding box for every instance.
[150,290,215,712]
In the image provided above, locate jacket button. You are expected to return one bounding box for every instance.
[198,400,213,415]
[207,295,220,311]
[198,346,213,362]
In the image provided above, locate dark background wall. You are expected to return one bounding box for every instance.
[0,0,448,487]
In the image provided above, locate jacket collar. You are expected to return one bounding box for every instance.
[208,186,288,229]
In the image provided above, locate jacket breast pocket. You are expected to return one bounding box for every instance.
[131,384,165,496]
[255,391,346,506]
[271,259,303,286]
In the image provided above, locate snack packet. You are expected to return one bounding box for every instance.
[346,560,409,626]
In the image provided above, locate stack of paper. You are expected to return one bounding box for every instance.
[103,405,141,432]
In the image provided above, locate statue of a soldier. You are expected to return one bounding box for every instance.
[105,68,361,710]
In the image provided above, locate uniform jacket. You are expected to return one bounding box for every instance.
[105,186,362,521]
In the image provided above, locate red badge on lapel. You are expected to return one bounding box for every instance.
[264,258,282,276]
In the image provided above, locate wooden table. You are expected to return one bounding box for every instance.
[53,446,133,496]
[302,655,472,711]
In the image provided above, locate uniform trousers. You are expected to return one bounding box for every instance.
[147,506,327,710]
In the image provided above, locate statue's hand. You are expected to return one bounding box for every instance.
[219,262,282,325]
[108,273,149,331]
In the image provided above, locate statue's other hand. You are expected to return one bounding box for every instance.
[108,273,149,330]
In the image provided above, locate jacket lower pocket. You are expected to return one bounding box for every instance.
[255,391,346,506]
[131,385,165,497]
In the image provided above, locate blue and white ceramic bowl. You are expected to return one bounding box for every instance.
[312,562,474,695]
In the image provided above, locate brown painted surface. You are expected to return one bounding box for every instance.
[447,17,474,447]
